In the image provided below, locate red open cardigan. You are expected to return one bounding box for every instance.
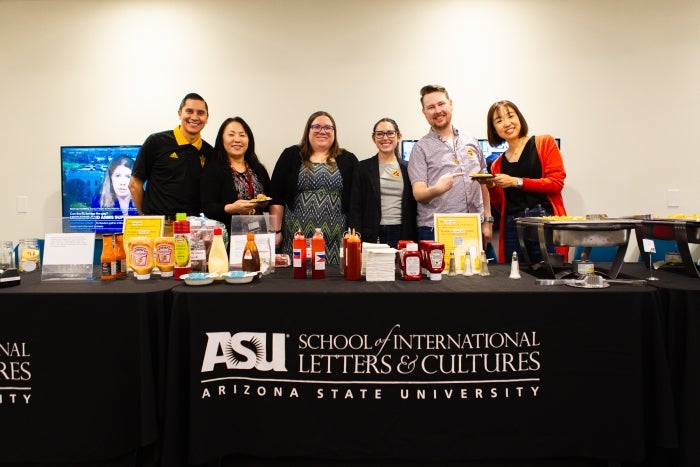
[489,134,568,263]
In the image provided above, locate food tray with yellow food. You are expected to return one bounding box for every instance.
[521,215,636,225]
[517,216,638,247]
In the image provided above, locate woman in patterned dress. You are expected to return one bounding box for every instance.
[269,111,358,265]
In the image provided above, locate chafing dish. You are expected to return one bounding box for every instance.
[516,216,638,278]
[634,215,700,278]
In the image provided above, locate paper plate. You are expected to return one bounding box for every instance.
[221,271,259,284]
[181,272,218,286]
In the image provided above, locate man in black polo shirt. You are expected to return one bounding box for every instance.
[130,92,214,235]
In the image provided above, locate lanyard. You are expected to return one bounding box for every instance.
[233,168,254,198]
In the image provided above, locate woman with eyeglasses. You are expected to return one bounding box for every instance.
[348,118,417,249]
[269,110,358,265]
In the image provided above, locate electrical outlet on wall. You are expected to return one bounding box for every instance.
[666,189,680,208]
[16,195,29,213]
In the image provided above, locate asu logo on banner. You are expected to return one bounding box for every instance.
[201,332,287,372]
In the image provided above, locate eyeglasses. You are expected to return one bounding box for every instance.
[374,130,397,139]
[310,124,335,133]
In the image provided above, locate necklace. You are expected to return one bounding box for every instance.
[507,137,527,160]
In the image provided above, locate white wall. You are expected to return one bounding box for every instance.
[1,0,699,259]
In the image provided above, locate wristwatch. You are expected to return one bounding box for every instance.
[483,216,494,223]
[516,178,524,188]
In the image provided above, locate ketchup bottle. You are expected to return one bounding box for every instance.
[402,242,422,281]
[293,229,307,279]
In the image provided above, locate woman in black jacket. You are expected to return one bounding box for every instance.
[200,116,271,229]
[348,117,417,248]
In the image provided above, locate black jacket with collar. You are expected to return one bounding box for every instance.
[269,145,358,213]
[348,154,417,243]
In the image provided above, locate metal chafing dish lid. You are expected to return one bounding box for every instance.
[516,216,639,229]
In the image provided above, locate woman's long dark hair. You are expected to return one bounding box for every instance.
[213,116,267,177]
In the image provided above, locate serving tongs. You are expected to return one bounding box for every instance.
[536,275,647,288]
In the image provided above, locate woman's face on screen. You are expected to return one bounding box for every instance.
[111,164,132,197]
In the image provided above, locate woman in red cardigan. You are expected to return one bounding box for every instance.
[478,100,567,264]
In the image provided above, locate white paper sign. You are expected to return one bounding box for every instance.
[642,238,656,254]
[42,233,95,265]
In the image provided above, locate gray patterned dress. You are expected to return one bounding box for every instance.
[281,162,345,265]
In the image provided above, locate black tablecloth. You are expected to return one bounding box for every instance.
[613,263,700,467]
[161,266,677,467]
[0,271,177,465]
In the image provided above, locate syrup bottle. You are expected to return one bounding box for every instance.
[241,232,261,272]
[293,229,307,279]
[311,228,326,279]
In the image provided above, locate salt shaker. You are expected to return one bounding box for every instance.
[479,250,490,276]
[462,250,473,276]
[509,251,522,279]
[447,251,457,276]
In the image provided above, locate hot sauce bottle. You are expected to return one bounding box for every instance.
[345,230,362,281]
[100,234,116,281]
[311,228,326,279]
[114,233,127,278]
[293,229,307,279]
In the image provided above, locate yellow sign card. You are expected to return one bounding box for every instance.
[122,215,165,245]
[433,213,482,264]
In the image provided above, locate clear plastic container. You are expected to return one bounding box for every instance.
[18,238,41,272]
[0,240,15,270]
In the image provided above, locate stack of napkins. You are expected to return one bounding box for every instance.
[362,243,397,282]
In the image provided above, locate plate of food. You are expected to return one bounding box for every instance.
[181,272,218,286]
[469,173,494,179]
[250,194,272,203]
[221,271,260,284]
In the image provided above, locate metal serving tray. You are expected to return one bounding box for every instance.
[635,216,700,278]
[516,217,638,279]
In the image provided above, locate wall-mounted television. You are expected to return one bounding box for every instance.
[401,140,418,161]
[402,138,561,164]
[61,145,141,233]
[479,138,561,167]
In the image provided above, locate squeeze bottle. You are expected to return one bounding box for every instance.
[173,213,191,279]
[207,227,229,277]
[100,234,116,280]
[293,229,307,279]
[311,228,326,279]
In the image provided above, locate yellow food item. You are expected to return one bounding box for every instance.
[540,215,586,221]
[655,213,700,220]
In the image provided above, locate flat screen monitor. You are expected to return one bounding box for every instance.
[61,145,141,233]
[479,138,561,167]
[401,140,418,161]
